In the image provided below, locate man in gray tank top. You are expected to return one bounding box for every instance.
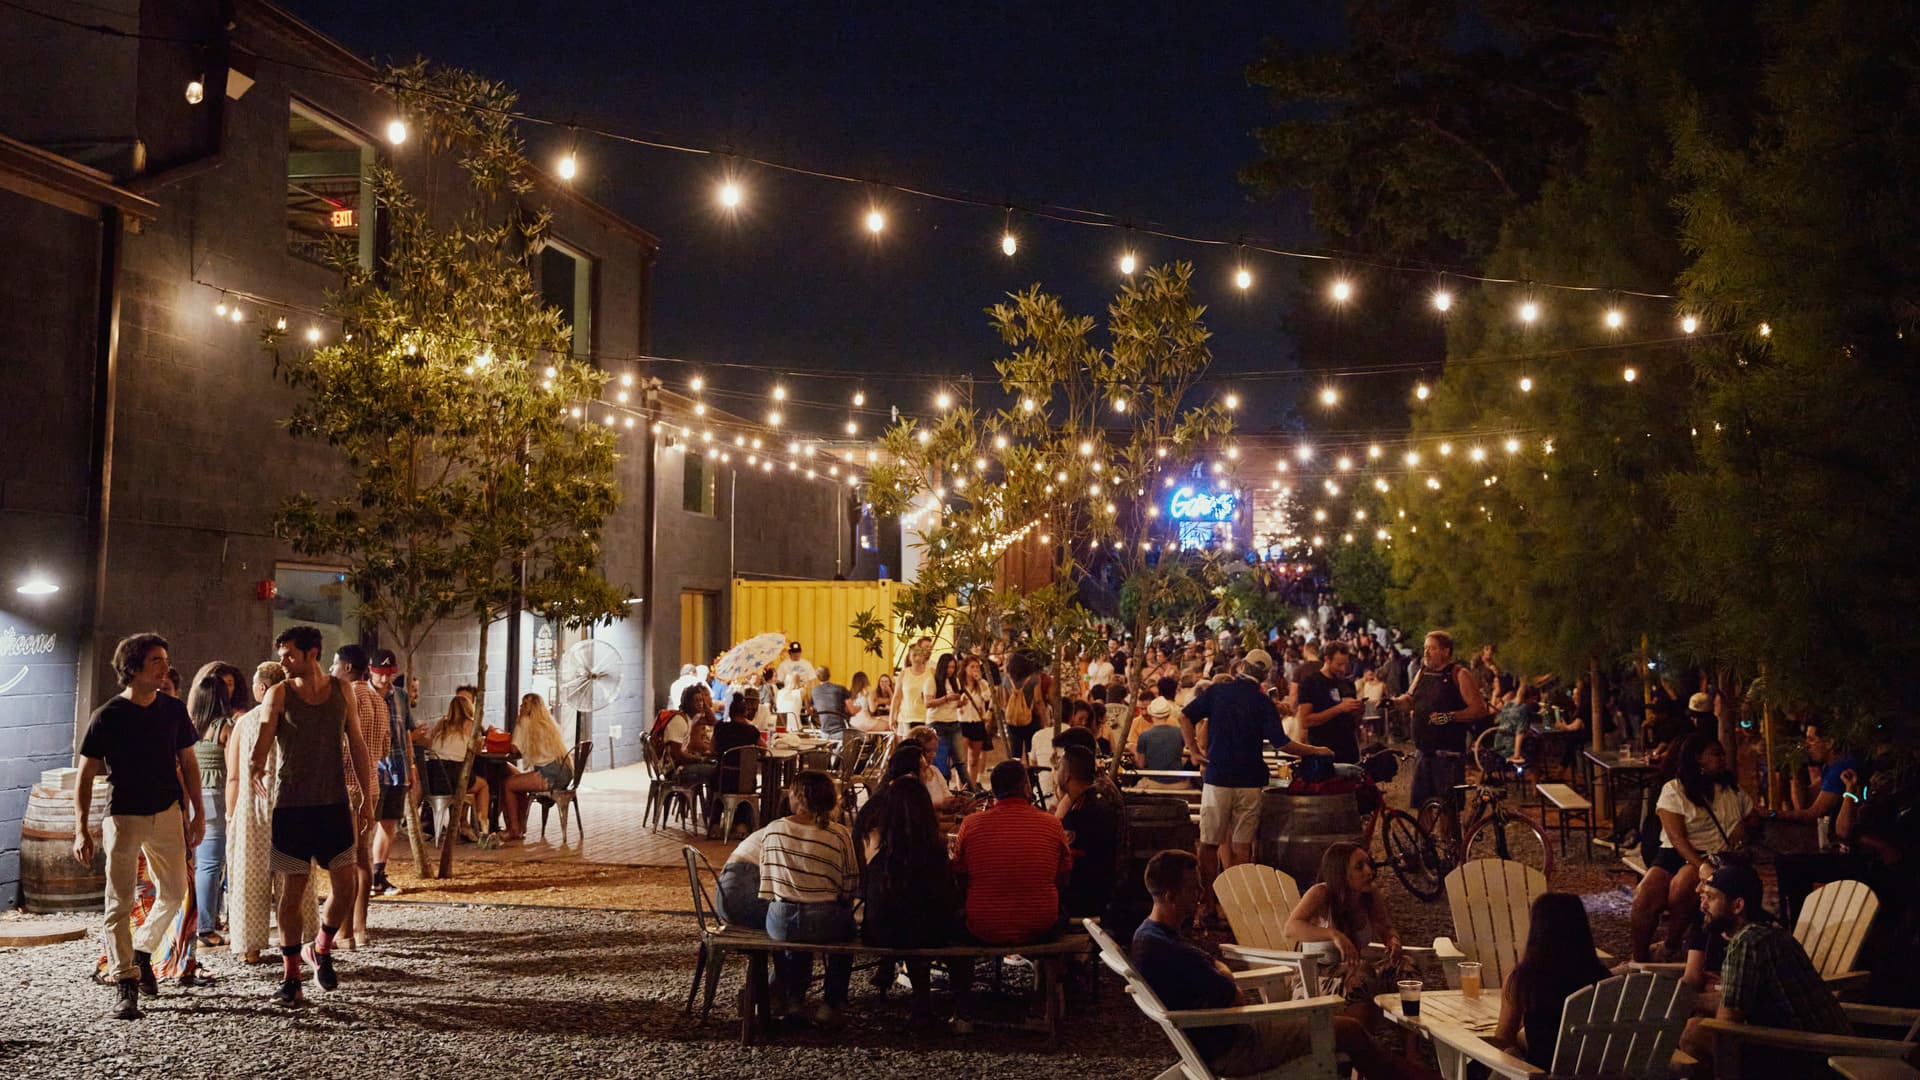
[248,625,375,1005]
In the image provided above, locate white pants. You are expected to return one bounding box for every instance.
[103,804,189,982]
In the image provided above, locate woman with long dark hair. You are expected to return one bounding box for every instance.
[925,653,971,791]
[958,655,996,788]
[1285,841,1406,1023]
[1628,734,1753,961]
[855,757,959,1019]
[1493,892,1612,1068]
[187,661,248,946]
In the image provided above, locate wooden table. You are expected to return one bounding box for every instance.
[1374,989,1536,1080]
[1581,749,1660,836]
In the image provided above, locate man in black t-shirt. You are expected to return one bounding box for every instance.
[73,633,205,1021]
[1057,745,1122,919]
[1296,641,1363,764]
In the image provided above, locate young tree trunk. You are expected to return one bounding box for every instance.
[438,616,490,878]
[1589,657,1604,754]
[402,646,431,878]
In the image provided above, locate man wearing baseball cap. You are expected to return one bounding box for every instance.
[367,648,412,895]
[1680,861,1850,1067]
[775,641,813,728]
[1178,648,1331,914]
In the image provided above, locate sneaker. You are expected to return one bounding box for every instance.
[303,944,339,992]
[273,978,304,1006]
[134,952,159,997]
[377,879,403,897]
[112,979,142,1021]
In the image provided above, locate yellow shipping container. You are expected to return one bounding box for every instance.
[729,579,955,688]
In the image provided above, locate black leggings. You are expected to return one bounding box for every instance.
[1005,724,1036,763]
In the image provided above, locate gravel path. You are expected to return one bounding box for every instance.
[0,904,1172,1079]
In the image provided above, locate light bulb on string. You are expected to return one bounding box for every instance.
[1681,315,1699,334]
[1235,266,1252,291]
[772,384,786,402]
[768,409,783,426]
[718,179,743,209]
[851,390,865,407]
[1319,386,1339,408]
[1118,250,1137,275]
[1469,446,1487,462]
[1367,444,1383,460]
[385,119,408,145]
[1623,366,1638,382]
[865,207,887,234]
[305,326,322,344]
[1223,392,1240,411]
[185,77,205,105]
[1329,278,1354,304]
[1519,375,1533,392]
[1112,397,1127,413]
[1518,300,1541,325]
[1432,289,1453,313]
[215,300,229,317]
[557,126,580,181]
[1020,397,1036,413]
[1336,456,1353,471]
[1000,207,1018,256]
[1605,308,1625,331]
[934,390,952,411]
[1758,322,1772,337]
[1504,438,1521,454]
[845,419,858,435]
[993,434,1008,450]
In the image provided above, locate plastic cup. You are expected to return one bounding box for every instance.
[1397,978,1423,1017]
[1459,961,1482,999]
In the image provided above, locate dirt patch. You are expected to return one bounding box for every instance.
[372,863,693,912]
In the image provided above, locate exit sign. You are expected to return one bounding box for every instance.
[329,208,356,228]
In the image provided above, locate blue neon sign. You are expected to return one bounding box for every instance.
[1168,486,1236,522]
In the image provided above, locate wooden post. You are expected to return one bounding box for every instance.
[1589,657,1610,824]
[1638,632,1652,753]
[1761,665,1779,808]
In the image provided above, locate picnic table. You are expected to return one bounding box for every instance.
[1581,748,1660,835]
[1373,988,1524,1080]
[757,736,836,823]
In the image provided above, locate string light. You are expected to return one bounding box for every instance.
[1112,397,1128,413]
[1118,251,1137,275]
[1001,208,1018,256]
[690,375,705,392]
[852,390,865,406]
[385,119,408,145]
[1235,266,1252,291]
[772,384,787,402]
[768,409,783,425]
[1503,438,1521,454]
[1404,450,1421,466]
[1295,445,1313,463]
[1605,308,1626,330]
[1469,446,1487,462]
[718,180,743,209]
[865,208,887,234]
[1223,393,1240,411]
[1336,456,1353,471]
[1623,366,1638,382]
[1518,300,1541,325]
[1414,383,1431,401]
[184,78,204,105]
[1329,278,1354,303]
[1519,375,1533,392]
[1020,397,1037,413]
[934,390,952,410]
[1680,315,1699,334]
[1319,386,1339,407]
[1432,289,1453,313]
[215,301,228,316]
[1438,442,1453,457]
[1367,444,1383,460]
[305,326,321,344]
[557,138,579,181]
[993,435,1008,450]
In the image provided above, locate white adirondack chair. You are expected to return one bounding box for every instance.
[1636,878,1879,995]
[1694,1002,1920,1080]
[1214,864,1319,996]
[1795,879,1879,993]
[1086,919,1344,1080]
[1424,972,1698,1080]
[1432,858,1548,990]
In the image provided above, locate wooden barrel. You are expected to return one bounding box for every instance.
[1257,788,1364,888]
[1106,793,1199,940]
[21,778,111,914]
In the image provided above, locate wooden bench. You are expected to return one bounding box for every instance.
[1536,782,1595,861]
[726,931,1094,1044]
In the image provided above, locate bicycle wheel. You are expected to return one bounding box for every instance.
[1383,810,1445,902]
[1417,797,1462,876]
[1464,808,1555,877]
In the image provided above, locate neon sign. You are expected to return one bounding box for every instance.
[1168,486,1236,522]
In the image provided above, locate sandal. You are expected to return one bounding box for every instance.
[197,931,227,948]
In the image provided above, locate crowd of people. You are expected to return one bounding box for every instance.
[72,628,577,1019]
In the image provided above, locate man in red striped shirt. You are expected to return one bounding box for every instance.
[952,760,1070,944]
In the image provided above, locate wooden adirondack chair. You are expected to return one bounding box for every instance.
[1086,919,1344,1080]
[1422,972,1698,1080]
[1795,879,1879,993]
[1693,1002,1920,1080]
[1635,878,1879,995]
[1432,859,1548,990]
[1214,864,1319,996]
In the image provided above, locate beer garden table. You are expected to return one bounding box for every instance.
[1373,989,1534,1080]
[1581,748,1660,837]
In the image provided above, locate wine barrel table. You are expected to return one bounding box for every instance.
[21,770,110,914]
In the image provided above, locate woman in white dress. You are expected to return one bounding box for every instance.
[223,661,317,962]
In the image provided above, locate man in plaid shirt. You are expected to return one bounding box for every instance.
[1682,862,1849,1069]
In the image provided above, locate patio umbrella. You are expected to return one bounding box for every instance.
[712,632,787,684]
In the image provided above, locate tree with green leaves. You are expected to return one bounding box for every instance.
[272,63,629,877]
[861,263,1232,724]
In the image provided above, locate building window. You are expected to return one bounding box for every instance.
[683,452,716,516]
[539,240,594,358]
[679,591,719,668]
[272,565,362,661]
[287,102,374,269]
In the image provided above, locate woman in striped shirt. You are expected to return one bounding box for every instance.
[759,769,858,1024]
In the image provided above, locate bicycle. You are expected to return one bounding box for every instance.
[1415,748,1555,879]
[1356,749,1449,902]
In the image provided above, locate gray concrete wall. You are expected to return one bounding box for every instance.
[0,189,98,905]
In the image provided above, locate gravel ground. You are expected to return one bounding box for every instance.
[0,903,1175,1079]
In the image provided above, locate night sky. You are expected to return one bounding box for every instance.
[289,2,1344,434]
